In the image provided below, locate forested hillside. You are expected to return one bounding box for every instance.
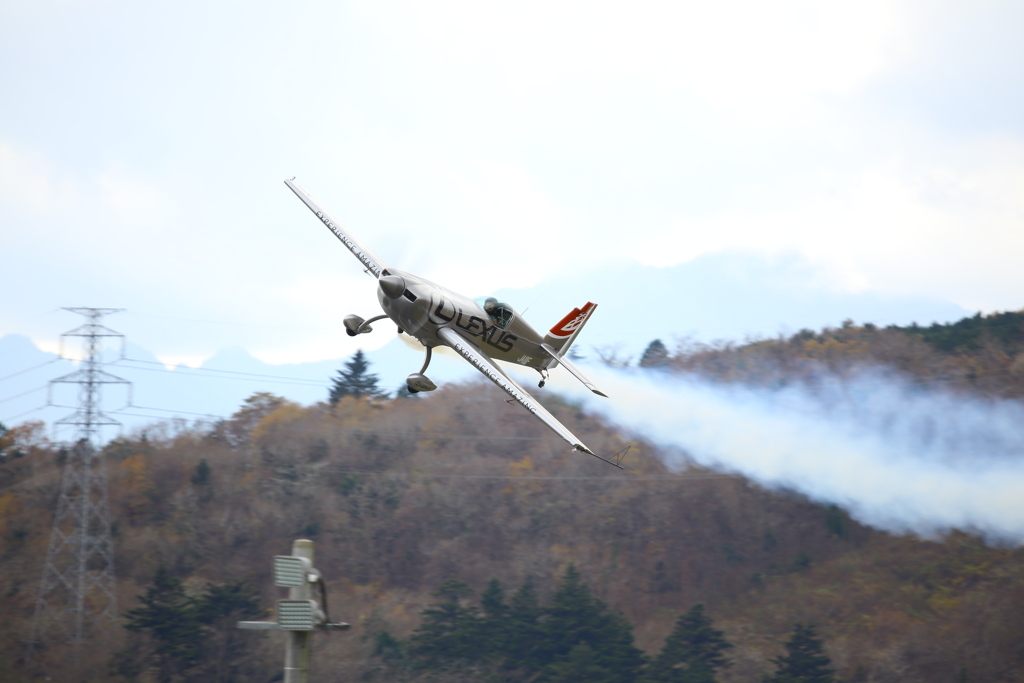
[650,310,1024,399]
[2,309,1024,682]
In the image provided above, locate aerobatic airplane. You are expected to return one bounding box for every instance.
[285,178,625,467]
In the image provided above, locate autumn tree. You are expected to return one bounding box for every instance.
[329,350,386,403]
[0,420,48,460]
[215,392,290,447]
[763,624,836,683]
[642,604,732,682]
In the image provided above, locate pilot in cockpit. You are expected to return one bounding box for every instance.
[483,297,513,329]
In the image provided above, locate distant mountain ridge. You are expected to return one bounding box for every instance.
[0,333,476,436]
[1,251,979,434]
[495,251,970,360]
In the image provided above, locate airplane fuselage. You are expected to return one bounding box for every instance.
[376,268,548,369]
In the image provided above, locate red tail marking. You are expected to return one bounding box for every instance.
[549,302,595,338]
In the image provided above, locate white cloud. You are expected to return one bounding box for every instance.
[632,128,1024,311]
[4,0,1024,369]
[0,142,67,212]
[399,0,902,119]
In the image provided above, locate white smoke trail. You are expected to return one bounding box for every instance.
[558,365,1024,542]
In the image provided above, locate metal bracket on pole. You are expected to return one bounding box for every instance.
[235,539,348,683]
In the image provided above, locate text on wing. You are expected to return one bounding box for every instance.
[451,339,538,415]
[315,211,382,277]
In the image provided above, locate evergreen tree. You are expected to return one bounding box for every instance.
[395,383,420,399]
[763,624,836,683]
[506,575,543,669]
[374,629,406,666]
[409,577,482,666]
[329,350,386,404]
[123,566,203,682]
[190,459,211,486]
[120,572,267,683]
[537,564,646,683]
[193,578,266,682]
[639,339,670,367]
[478,578,510,658]
[642,604,732,682]
[547,643,616,683]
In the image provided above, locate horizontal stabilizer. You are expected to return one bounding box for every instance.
[540,344,608,398]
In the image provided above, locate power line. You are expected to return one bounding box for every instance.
[111,357,331,387]
[1,404,50,423]
[0,386,46,405]
[0,358,61,383]
[128,310,340,332]
[317,468,734,482]
[110,404,226,420]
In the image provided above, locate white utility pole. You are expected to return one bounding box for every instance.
[285,539,314,683]
[237,538,349,682]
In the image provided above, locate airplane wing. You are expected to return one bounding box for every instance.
[436,327,621,468]
[284,178,388,278]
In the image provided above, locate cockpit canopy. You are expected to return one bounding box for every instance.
[475,296,515,330]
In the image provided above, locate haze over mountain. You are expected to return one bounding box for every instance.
[495,250,969,360]
[1,252,969,435]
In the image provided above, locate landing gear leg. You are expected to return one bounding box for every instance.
[538,369,549,389]
[344,314,389,337]
[406,346,437,393]
[356,315,388,334]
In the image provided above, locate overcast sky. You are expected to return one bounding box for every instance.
[2,0,1022,367]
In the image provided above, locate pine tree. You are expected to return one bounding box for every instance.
[642,604,733,682]
[123,566,204,682]
[479,578,510,658]
[329,350,386,404]
[408,577,482,666]
[506,576,543,669]
[639,339,670,368]
[547,643,616,683]
[538,564,646,683]
[193,578,266,682]
[190,459,211,485]
[763,624,836,683]
[395,383,420,399]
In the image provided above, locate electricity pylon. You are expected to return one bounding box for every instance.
[29,308,129,659]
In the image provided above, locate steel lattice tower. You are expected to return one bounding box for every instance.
[29,308,129,657]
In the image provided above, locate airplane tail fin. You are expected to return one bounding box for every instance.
[542,302,597,365]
